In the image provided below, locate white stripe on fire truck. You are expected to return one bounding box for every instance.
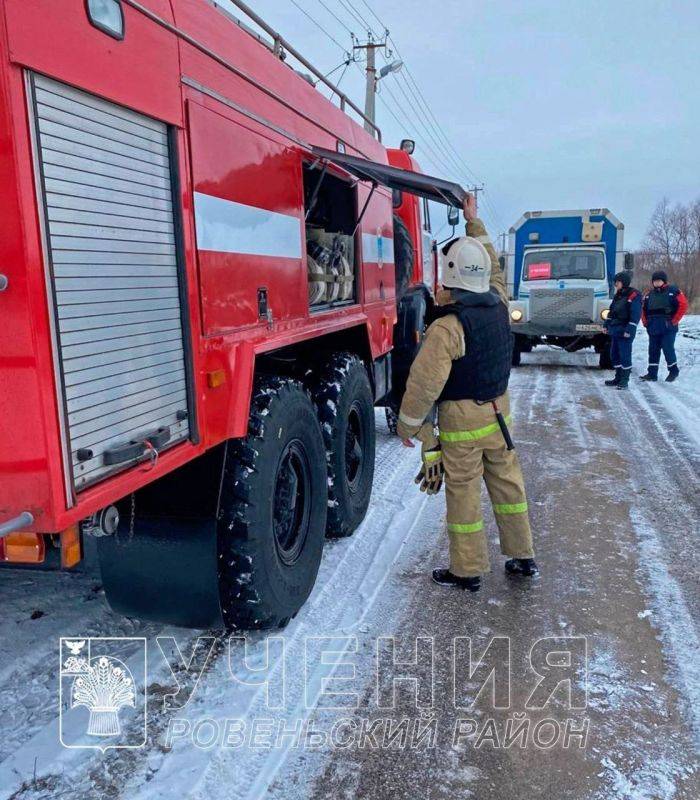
[194,192,302,259]
[361,232,395,264]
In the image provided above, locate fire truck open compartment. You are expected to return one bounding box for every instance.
[303,162,357,309]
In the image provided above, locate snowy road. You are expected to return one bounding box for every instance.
[1,321,698,800]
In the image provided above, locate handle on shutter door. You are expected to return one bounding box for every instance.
[146,426,171,449]
[103,441,146,466]
[102,427,172,466]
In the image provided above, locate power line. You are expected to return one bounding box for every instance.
[372,70,499,230]
[396,53,482,184]
[282,1,501,230]
[357,0,387,32]
[336,0,379,37]
[350,61,447,177]
[313,0,354,37]
[287,0,348,51]
[387,71,472,184]
[378,82,456,176]
[354,2,484,185]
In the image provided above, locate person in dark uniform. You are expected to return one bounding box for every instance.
[603,272,642,390]
[640,270,688,382]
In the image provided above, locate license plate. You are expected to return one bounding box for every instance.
[575,324,603,332]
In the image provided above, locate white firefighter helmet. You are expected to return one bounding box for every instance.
[441,236,491,293]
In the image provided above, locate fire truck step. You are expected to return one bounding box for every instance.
[97,515,224,630]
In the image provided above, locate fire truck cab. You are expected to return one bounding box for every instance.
[0,0,464,628]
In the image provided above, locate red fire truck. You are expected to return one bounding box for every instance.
[0,0,464,628]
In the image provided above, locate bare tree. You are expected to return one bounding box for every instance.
[637,197,700,305]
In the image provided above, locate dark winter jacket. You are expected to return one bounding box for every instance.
[433,289,513,402]
[641,284,689,336]
[605,286,642,338]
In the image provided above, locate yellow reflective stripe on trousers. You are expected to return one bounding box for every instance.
[447,520,484,534]
[493,501,528,514]
[440,416,512,443]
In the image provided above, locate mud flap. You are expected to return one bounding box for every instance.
[96,445,227,629]
[97,517,224,629]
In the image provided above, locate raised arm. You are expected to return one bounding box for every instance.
[462,194,508,304]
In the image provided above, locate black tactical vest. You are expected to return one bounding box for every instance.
[609,288,636,325]
[433,290,513,403]
[646,287,673,316]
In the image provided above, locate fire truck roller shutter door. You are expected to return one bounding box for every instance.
[28,74,191,489]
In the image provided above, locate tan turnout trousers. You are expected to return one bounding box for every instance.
[438,392,534,577]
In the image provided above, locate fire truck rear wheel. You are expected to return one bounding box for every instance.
[218,377,328,630]
[310,353,376,538]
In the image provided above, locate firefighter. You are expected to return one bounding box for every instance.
[603,272,642,390]
[396,195,537,593]
[640,270,688,382]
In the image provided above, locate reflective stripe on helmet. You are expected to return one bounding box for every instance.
[440,416,512,443]
[447,520,484,534]
[493,501,528,515]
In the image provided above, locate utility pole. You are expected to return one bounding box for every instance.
[468,184,484,213]
[354,33,403,133]
[361,36,378,134]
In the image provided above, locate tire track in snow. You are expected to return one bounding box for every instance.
[589,369,700,747]
[1,417,429,800]
[144,424,429,800]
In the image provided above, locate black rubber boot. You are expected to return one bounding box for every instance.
[616,369,631,390]
[640,372,657,381]
[432,568,481,592]
[665,365,679,383]
[505,558,539,577]
[605,368,621,387]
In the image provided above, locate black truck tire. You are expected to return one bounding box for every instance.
[387,287,429,424]
[309,353,376,538]
[512,335,523,366]
[217,377,328,629]
[598,340,613,369]
[393,214,414,302]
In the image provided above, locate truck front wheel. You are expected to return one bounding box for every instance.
[310,353,376,538]
[512,335,523,366]
[218,377,328,629]
[598,340,613,369]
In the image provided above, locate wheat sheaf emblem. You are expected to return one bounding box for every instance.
[70,655,136,737]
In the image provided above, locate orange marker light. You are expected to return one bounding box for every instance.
[4,532,45,564]
[207,369,226,388]
[60,524,82,569]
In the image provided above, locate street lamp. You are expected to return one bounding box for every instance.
[361,50,405,132]
[378,60,404,80]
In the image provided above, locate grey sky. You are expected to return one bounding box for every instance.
[219,0,698,248]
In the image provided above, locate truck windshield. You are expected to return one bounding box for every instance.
[523,249,605,281]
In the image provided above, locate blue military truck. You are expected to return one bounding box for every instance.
[506,209,633,367]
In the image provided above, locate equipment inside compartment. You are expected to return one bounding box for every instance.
[303,164,356,307]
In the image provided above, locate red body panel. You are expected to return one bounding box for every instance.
[0,0,401,537]
[188,101,307,334]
